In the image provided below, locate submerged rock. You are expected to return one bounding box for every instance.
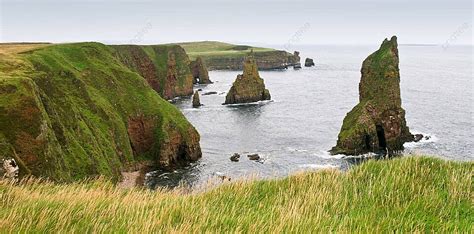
[305,58,315,67]
[413,134,424,142]
[190,57,212,84]
[192,91,201,108]
[331,36,413,155]
[230,153,240,162]
[247,154,260,161]
[202,91,218,96]
[224,53,271,104]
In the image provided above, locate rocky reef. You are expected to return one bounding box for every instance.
[305,58,315,67]
[224,53,271,104]
[0,42,201,181]
[190,57,212,84]
[113,44,194,100]
[331,36,413,155]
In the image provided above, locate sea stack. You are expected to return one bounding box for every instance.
[305,58,315,67]
[190,57,212,84]
[192,91,201,108]
[331,36,413,155]
[224,52,271,104]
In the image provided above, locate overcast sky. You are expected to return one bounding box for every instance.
[1,0,472,46]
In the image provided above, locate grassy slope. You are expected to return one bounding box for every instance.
[0,43,197,181]
[0,156,472,232]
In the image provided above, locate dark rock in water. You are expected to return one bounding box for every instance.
[424,135,431,140]
[190,56,212,84]
[218,175,231,181]
[304,58,315,67]
[247,154,260,161]
[331,36,413,155]
[230,153,240,162]
[224,52,271,104]
[293,63,302,69]
[197,88,203,91]
[202,91,218,96]
[192,91,201,108]
[413,134,424,142]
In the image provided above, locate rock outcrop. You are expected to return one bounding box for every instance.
[0,42,201,182]
[192,91,201,108]
[331,36,413,155]
[113,44,194,100]
[190,57,212,84]
[224,53,271,104]
[305,58,315,67]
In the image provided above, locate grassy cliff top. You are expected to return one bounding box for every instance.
[0,156,471,232]
[175,41,277,60]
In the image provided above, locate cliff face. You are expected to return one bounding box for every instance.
[224,54,271,104]
[113,44,194,100]
[0,43,201,181]
[189,57,212,84]
[331,36,413,155]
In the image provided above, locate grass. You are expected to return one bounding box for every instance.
[0,156,472,232]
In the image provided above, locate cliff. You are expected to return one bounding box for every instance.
[0,42,201,182]
[331,36,413,155]
[224,53,271,104]
[113,44,194,100]
[178,41,300,70]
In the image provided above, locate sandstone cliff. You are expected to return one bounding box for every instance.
[0,42,201,181]
[331,36,413,155]
[113,44,194,100]
[189,57,212,84]
[224,54,271,104]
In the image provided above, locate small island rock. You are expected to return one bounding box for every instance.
[304,58,315,67]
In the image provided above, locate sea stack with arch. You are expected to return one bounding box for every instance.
[331,36,415,155]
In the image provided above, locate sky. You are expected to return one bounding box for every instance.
[0,0,472,46]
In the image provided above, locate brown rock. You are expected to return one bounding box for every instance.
[192,91,201,108]
[190,57,212,84]
[224,53,271,104]
[331,36,413,155]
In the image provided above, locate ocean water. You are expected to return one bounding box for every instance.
[146,45,473,189]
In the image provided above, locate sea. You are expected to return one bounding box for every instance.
[146,44,473,189]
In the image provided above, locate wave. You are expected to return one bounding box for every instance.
[404,131,439,148]
[298,163,338,169]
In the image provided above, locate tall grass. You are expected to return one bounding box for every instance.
[0,156,472,232]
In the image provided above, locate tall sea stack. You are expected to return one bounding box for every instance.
[331,36,413,155]
[224,53,271,104]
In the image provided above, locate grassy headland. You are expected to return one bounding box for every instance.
[0,156,471,232]
[176,41,298,70]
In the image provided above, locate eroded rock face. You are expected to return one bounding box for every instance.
[224,54,271,104]
[190,57,212,84]
[331,36,413,155]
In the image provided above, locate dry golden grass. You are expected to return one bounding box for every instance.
[0,156,472,232]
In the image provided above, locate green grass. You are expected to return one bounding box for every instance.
[0,156,471,232]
